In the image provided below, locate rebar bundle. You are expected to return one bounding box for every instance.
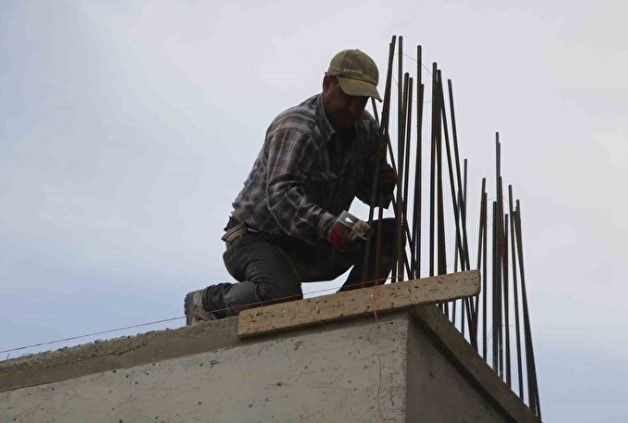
[362,35,541,419]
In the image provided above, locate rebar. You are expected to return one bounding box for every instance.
[392,36,404,284]
[481,185,488,360]
[448,80,471,271]
[369,36,541,414]
[435,73,447,279]
[401,77,414,282]
[514,203,541,418]
[395,73,410,282]
[503,213,511,388]
[370,100,412,279]
[411,45,424,279]
[475,178,486,349]
[428,62,437,278]
[495,136,504,379]
[412,45,423,279]
[438,74,466,272]
[492,200,498,370]
[362,35,396,284]
[509,184,524,399]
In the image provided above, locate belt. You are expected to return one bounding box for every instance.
[221,222,247,244]
[222,216,257,247]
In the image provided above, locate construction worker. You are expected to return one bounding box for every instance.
[185,49,397,323]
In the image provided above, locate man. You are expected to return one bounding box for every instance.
[185,49,397,324]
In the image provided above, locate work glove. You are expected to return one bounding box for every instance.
[328,214,372,253]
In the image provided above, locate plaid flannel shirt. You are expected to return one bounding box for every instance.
[231,93,391,244]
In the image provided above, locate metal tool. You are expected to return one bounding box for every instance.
[338,211,373,242]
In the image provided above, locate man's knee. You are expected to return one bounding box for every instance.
[246,246,302,302]
[256,278,303,303]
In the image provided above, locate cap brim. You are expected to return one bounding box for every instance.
[337,77,382,101]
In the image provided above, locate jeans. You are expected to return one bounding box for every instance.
[203,218,396,318]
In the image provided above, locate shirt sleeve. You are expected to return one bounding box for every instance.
[265,127,336,243]
[356,122,395,208]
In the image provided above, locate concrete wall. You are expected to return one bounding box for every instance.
[0,307,538,422]
[406,318,504,422]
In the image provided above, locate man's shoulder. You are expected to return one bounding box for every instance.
[268,94,320,137]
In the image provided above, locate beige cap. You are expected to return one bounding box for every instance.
[327,49,381,101]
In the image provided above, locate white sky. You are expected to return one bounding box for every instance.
[1,1,627,421]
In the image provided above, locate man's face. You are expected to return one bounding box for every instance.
[322,75,369,130]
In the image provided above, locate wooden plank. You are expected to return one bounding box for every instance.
[238,270,479,338]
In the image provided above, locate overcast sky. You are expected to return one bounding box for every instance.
[1,1,627,421]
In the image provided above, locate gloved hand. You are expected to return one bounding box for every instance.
[378,168,397,207]
[328,216,372,253]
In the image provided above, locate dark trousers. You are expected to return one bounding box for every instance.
[203,218,397,318]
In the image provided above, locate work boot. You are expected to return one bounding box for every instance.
[184,289,217,326]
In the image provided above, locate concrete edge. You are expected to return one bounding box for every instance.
[0,312,406,393]
[0,302,540,423]
[0,317,243,392]
[409,305,540,423]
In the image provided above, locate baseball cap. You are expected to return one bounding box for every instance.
[326,49,381,101]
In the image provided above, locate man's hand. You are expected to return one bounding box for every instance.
[328,215,372,253]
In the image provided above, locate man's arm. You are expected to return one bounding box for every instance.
[265,127,336,243]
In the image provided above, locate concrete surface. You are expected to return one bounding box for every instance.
[0,307,539,422]
[406,316,504,422]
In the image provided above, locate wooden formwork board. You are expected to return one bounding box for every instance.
[238,270,480,337]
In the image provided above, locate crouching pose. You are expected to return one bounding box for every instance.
[185,49,397,323]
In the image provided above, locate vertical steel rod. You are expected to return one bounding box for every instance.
[509,185,524,399]
[401,77,414,282]
[395,73,409,282]
[371,100,412,278]
[411,45,424,279]
[370,99,385,282]
[452,197,459,327]
[448,80,471,270]
[482,188,488,360]
[463,159,475,345]
[438,75,466,271]
[492,200,498,370]
[428,62,437,277]
[495,135,504,379]
[438,74,475,342]
[503,213,511,388]
[362,36,396,284]
[515,203,541,418]
[435,73,447,279]
[475,178,486,348]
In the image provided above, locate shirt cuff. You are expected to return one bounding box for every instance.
[318,211,337,241]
